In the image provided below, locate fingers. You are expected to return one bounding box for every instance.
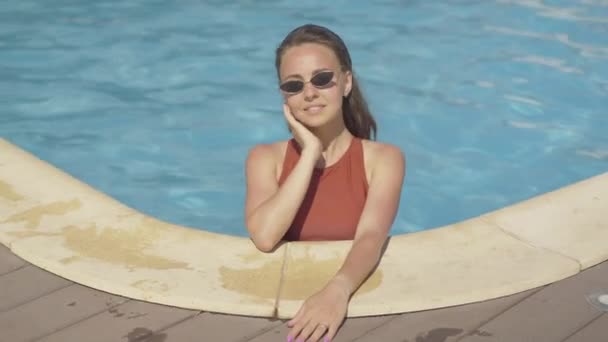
[283,104,302,138]
[308,323,330,342]
[294,320,318,342]
[282,103,297,126]
[325,323,338,342]
[288,320,334,342]
[287,305,307,340]
[287,316,310,342]
[287,303,305,327]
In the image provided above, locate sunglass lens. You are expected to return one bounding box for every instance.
[280,71,334,93]
[311,71,334,87]
[280,81,303,93]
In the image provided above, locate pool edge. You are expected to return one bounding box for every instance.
[1,137,606,318]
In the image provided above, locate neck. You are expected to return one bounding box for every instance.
[309,113,354,168]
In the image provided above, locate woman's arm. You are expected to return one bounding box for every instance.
[244,144,317,252]
[245,104,323,252]
[328,144,405,296]
[287,144,406,342]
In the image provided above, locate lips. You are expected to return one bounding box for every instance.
[304,105,325,114]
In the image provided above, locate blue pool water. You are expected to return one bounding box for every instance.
[1,1,607,236]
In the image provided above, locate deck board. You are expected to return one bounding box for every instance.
[458,262,608,342]
[141,312,282,342]
[0,284,128,342]
[37,300,198,342]
[0,245,26,275]
[0,265,72,312]
[563,314,608,342]
[353,288,539,342]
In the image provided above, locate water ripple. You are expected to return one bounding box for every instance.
[485,25,608,59]
[498,0,608,23]
[0,0,606,235]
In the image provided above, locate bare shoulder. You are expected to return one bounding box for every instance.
[361,140,405,160]
[246,140,290,179]
[361,140,406,180]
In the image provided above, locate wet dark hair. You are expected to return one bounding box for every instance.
[275,24,377,140]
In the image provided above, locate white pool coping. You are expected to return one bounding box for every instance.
[1,138,606,318]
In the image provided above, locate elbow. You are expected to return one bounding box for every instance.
[249,232,280,253]
[246,220,280,253]
[252,238,277,253]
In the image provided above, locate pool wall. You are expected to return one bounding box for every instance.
[0,138,606,318]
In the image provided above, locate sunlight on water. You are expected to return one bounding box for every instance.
[0,0,606,235]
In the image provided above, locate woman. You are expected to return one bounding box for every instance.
[245,24,405,342]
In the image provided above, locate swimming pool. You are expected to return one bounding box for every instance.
[1,0,606,236]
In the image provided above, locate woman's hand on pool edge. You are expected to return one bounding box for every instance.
[286,281,349,342]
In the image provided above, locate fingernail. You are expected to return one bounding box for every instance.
[286,337,292,342]
[325,337,330,342]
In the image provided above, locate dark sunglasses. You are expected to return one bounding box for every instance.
[279,71,335,93]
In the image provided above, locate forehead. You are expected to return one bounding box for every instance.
[279,43,340,79]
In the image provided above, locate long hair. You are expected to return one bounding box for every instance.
[275,24,377,140]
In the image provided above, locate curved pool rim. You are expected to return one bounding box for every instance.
[0,137,606,318]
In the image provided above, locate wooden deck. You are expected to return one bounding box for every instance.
[1,244,606,342]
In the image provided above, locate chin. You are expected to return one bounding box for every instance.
[298,114,330,128]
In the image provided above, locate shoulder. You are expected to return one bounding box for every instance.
[361,140,405,161]
[360,140,406,180]
[246,140,291,171]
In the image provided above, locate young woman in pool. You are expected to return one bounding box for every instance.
[244,24,405,342]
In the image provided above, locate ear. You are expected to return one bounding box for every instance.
[343,70,353,97]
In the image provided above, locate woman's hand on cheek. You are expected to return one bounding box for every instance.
[283,103,322,161]
[285,281,349,342]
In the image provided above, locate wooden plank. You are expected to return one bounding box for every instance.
[0,245,26,275]
[0,284,128,341]
[38,300,198,342]
[142,312,282,342]
[247,315,392,342]
[459,261,608,342]
[353,288,538,342]
[563,314,608,342]
[0,265,71,312]
[329,316,395,342]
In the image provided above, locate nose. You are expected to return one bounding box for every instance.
[302,81,319,100]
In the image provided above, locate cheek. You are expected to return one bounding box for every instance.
[284,97,306,119]
[326,88,345,107]
[284,95,300,110]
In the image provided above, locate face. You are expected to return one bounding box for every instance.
[278,43,352,128]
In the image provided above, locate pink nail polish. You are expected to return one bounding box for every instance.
[287,336,292,342]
